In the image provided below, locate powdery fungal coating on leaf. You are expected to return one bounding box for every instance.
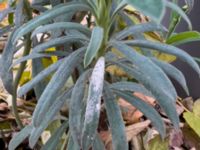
[84,57,105,124]
[90,58,105,92]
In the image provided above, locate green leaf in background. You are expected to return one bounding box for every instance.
[147,135,169,150]
[84,26,104,67]
[82,57,105,150]
[183,112,200,137]
[166,31,200,45]
[125,0,165,22]
[183,99,200,137]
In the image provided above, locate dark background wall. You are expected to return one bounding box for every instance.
[163,0,200,99]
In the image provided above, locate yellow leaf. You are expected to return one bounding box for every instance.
[19,71,31,85]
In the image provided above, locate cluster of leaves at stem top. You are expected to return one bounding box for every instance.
[0,0,199,149]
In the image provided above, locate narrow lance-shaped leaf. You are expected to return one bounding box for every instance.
[84,27,104,67]
[29,88,72,148]
[12,2,90,43]
[12,51,67,67]
[41,120,68,150]
[165,1,192,30]
[150,57,189,95]
[8,125,33,150]
[166,31,200,45]
[69,69,92,148]
[92,134,106,150]
[125,0,165,22]
[114,90,166,138]
[109,61,179,129]
[67,135,79,150]
[82,57,105,150]
[111,41,177,101]
[103,82,128,150]
[123,39,200,76]
[0,32,15,94]
[32,48,85,127]
[32,36,88,53]
[14,0,24,27]
[113,22,164,40]
[18,58,64,97]
[110,81,153,97]
[31,22,91,38]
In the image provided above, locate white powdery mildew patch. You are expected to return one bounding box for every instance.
[90,57,105,91]
[84,57,105,124]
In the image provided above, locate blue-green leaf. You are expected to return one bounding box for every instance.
[9,125,33,150]
[69,69,92,148]
[114,90,165,138]
[18,59,64,97]
[29,88,72,148]
[113,22,164,40]
[111,41,177,100]
[123,40,200,75]
[31,22,91,38]
[92,134,106,150]
[0,32,14,94]
[12,52,67,67]
[150,58,189,95]
[82,57,105,150]
[32,48,85,127]
[41,120,68,150]
[84,27,104,67]
[32,36,88,53]
[12,2,90,43]
[110,61,179,129]
[67,135,79,150]
[165,1,192,30]
[110,81,153,97]
[103,82,128,150]
[125,0,165,22]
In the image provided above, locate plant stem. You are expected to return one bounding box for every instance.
[12,34,32,129]
[12,0,32,129]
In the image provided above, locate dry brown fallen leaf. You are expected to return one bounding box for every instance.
[118,92,155,124]
[99,120,151,150]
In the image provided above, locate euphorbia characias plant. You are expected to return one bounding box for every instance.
[0,0,199,149]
